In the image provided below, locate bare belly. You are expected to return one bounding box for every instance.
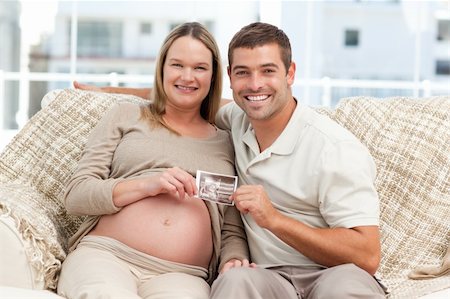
[89,194,213,269]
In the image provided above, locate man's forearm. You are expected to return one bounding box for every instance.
[268,213,381,275]
[103,87,151,100]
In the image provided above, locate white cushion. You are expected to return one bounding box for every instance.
[0,215,44,289]
[0,286,64,298]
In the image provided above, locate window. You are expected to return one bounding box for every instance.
[140,22,152,35]
[76,21,123,57]
[437,19,450,41]
[204,20,214,32]
[344,29,359,47]
[170,22,183,31]
[436,60,450,75]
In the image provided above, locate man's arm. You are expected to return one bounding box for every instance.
[231,185,381,275]
[73,81,151,100]
[74,81,234,106]
[269,213,380,275]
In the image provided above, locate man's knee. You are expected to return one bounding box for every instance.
[309,264,385,298]
[213,267,260,288]
[211,267,297,299]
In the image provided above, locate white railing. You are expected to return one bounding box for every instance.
[0,71,449,151]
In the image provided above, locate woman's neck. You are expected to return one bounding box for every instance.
[163,108,215,139]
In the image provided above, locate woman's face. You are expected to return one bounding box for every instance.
[163,36,213,113]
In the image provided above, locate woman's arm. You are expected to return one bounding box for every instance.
[112,167,198,207]
[64,103,198,215]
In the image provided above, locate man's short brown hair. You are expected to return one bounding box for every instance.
[228,22,292,73]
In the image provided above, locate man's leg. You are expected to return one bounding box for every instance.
[139,272,209,299]
[289,264,386,299]
[210,267,298,299]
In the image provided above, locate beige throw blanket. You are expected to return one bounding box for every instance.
[409,245,450,279]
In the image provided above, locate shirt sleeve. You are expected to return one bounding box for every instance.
[318,140,380,228]
[219,205,250,270]
[63,102,134,216]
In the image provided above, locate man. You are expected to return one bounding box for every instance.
[75,22,386,298]
[210,22,385,298]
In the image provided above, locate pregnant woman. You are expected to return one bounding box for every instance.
[57,22,249,299]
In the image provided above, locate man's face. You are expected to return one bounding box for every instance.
[228,43,295,122]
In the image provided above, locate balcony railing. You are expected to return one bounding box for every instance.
[1,70,449,151]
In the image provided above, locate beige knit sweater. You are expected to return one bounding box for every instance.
[64,102,249,284]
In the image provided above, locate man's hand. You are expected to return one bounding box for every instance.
[73,81,103,92]
[73,81,151,99]
[220,258,256,274]
[231,185,279,229]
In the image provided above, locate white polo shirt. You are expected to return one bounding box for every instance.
[216,101,380,267]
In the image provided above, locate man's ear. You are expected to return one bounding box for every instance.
[227,66,232,88]
[287,62,296,86]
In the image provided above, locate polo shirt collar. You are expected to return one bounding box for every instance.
[242,98,309,157]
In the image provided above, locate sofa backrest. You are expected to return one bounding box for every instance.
[0,90,448,295]
[315,96,450,297]
[0,89,145,247]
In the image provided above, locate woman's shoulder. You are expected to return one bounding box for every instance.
[213,125,232,139]
[107,101,146,120]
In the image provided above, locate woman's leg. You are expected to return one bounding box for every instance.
[57,245,139,299]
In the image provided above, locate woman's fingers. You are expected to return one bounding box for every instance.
[165,167,197,199]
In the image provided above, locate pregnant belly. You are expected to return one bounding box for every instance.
[89,194,213,269]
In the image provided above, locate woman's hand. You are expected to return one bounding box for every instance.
[113,167,197,207]
[220,258,257,274]
[150,167,197,200]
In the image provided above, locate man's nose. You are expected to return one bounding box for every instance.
[247,73,263,91]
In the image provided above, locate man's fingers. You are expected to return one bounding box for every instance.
[220,263,233,274]
[73,81,101,91]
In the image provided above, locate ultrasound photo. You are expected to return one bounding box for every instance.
[195,170,238,205]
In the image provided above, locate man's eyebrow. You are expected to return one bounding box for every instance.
[231,65,248,72]
[232,63,279,72]
[261,63,279,69]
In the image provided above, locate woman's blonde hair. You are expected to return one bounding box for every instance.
[142,22,222,131]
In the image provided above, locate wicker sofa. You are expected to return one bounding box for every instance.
[0,89,449,298]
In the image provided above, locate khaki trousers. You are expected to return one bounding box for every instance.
[210,264,386,299]
[57,236,209,299]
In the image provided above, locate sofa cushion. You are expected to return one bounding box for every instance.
[0,214,42,289]
[317,96,450,297]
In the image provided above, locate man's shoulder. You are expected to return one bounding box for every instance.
[217,101,248,125]
[305,106,359,144]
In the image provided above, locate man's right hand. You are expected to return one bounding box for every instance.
[73,81,152,99]
[73,81,104,92]
[219,258,257,274]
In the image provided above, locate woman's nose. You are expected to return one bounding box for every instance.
[181,68,194,81]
